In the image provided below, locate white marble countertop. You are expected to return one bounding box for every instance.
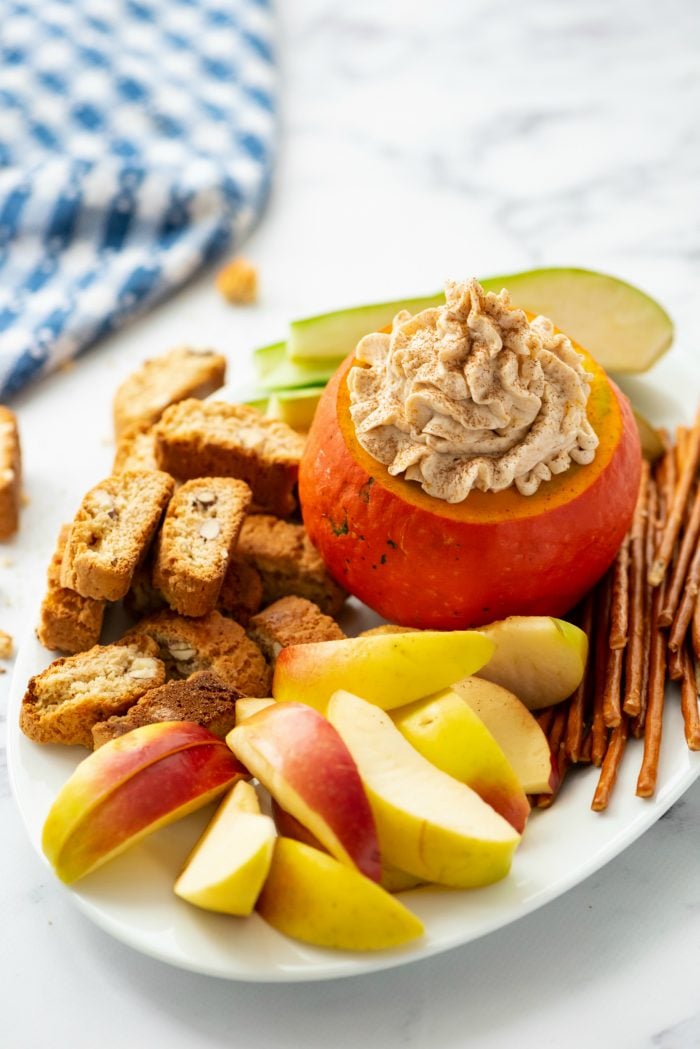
[3,1,700,1045]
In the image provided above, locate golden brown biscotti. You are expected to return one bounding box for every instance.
[124,609,270,696]
[236,514,347,615]
[91,671,240,748]
[247,596,345,663]
[113,346,227,438]
[153,478,252,617]
[123,557,168,619]
[0,406,21,539]
[358,624,420,636]
[19,636,165,748]
[217,555,263,625]
[37,525,106,653]
[60,470,175,601]
[113,423,159,473]
[153,400,305,517]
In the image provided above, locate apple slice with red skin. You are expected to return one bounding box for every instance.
[226,702,381,882]
[43,721,248,884]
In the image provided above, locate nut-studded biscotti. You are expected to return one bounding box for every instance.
[37,525,105,653]
[91,671,240,748]
[61,470,174,601]
[0,406,21,539]
[113,346,227,438]
[247,596,345,663]
[153,478,252,617]
[125,609,270,696]
[153,400,306,517]
[113,423,159,473]
[19,637,165,748]
[236,514,347,615]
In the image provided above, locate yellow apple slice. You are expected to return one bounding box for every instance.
[226,702,381,881]
[451,677,557,794]
[272,630,494,712]
[234,697,275,724]
[477,616,587,709]
[327,691,520,889]
[42,721,248,884]
[391,690,530,833]
[256,837,424,951]
[174,781,276,915]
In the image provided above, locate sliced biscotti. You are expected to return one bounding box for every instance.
[217,556,263,625]
[236,514,347,615]
[91,671,240,748]
[125,609,271,696]
[113,346,227,438]
[247,596,345,663]
[60,470,174,601]
[0,406,21,539]
[153,478,252,617]
[113,423,159,473]
[19,637,165,748]
[153,400,306,517]
[37,525,105,653]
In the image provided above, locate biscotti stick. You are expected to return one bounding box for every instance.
[154,399,306,517]
[0,406,21,539]
[153,478,252,617]
[113,346,227,438]
[37,525,105,653]
[247,596,345,664]
[61,470,174,601]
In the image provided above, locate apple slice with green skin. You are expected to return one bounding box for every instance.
[257,837,424,951]
[328,691,520,889]
[265,386,324,431]
[390,690,530,833]
[480,267,673,373]
[43,721,248,884]
[226,702,381,882]
[235,696,275,723]
[476,616,588,710]
[174,780,276,915]
[272,630,494,713]
[450,677,557,794]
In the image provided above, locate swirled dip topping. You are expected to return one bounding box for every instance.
[347,279,599,501]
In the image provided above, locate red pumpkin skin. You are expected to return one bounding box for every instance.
[299,353,642,630]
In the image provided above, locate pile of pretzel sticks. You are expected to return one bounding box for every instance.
[533,412,700,812]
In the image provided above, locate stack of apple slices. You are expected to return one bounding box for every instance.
[41,617,588,953]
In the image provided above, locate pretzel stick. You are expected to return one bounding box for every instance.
[602,646,624,728]
[668,541,700,652]
[609,532,631,649]
[636,613,667,797]
[659,482,700,627]
[580,730,593,763]
[591,716,629,811]
[679,644,700,750]
[591,573,612,764]
[668,645,685,682]
[534,707,569,809]
[565,591,594,761]
[693,593,700,663]
[536,707,554,736]
[623,462,650,715]
[648,408,700,586]
[632,474,658,738]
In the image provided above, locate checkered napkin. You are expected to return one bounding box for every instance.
[0,0,276,399]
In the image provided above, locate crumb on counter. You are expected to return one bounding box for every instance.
[0,628,14,659]
[215,257,258,305]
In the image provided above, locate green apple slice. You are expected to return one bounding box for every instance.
[480,267,673,373]
[287,293,443,362]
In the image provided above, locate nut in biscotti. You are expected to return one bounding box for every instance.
[113,346,227,438]
[153,400,306,517]
[61,470,174,601]
[153,478,252,617]
[19,636,166,748]
[0,406,21,540]
[37,525,105,654]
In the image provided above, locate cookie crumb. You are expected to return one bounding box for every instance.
[0,629,14,659]
[216,257,258,305]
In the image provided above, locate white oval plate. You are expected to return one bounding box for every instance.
[8,616,700,982]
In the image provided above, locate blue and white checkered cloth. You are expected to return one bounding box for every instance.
[0,0,276,399]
